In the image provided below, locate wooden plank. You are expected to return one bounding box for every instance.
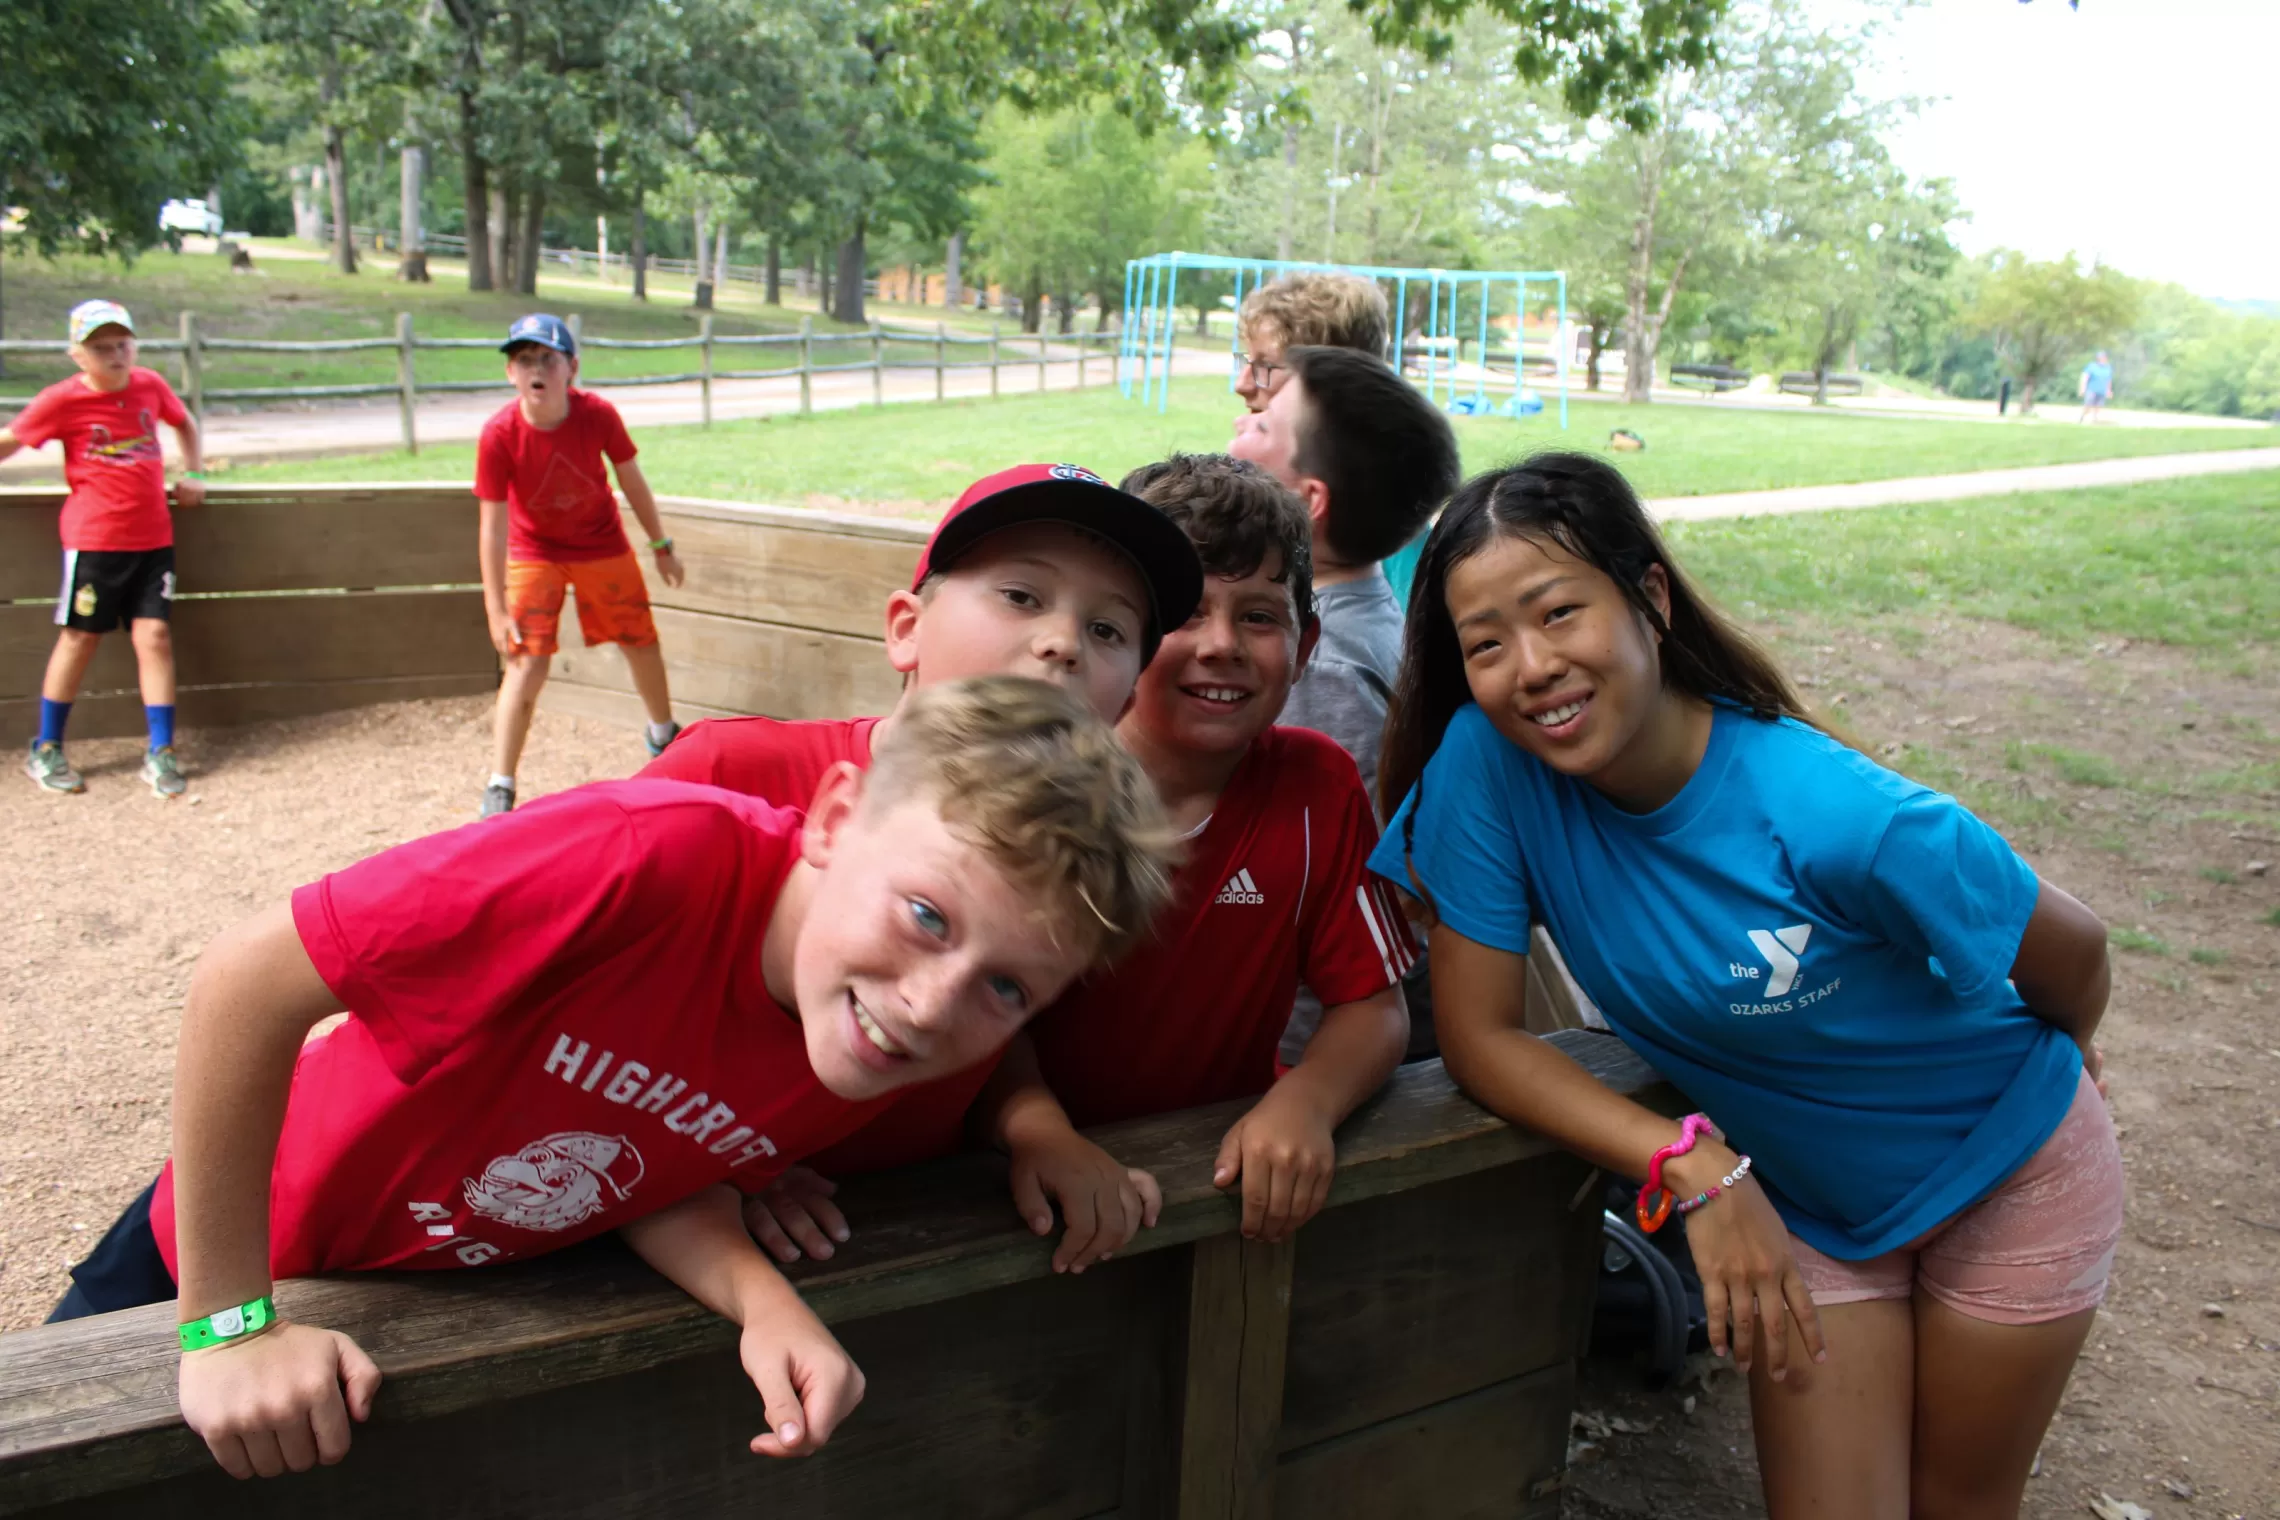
[0,675,497,746]
[0,593,491,701]
[549,605,902,721]
[41,1261,1158,1520]
[1272,1365,1574,1520]
[0,487,479,599]
[1175,1235,1294,1520]
[1277,1158,1598,1450]
[647,501,923,640]
[0,1034,1668,1511]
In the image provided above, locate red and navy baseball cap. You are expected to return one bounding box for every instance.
[915,464,1205,664]
[501,313,577,358]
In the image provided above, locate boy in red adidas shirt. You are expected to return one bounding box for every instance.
[476,313,684,818]
[992,454,1412,1246]
[648,463,1204,1272]
[53,677,1176,1480]
[0,300,204,797]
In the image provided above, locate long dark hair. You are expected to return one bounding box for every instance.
[1377,454,1822,888]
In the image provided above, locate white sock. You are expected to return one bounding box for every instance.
[488,773,516,792]
[646,721,677,745]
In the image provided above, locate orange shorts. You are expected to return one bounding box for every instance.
[505,552,657,657]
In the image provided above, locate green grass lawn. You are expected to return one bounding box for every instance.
[1665,469,2280,650]
[217,380,2271,510]
[0,243,1107,401]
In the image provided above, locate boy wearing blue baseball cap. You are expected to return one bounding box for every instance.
[0,300,206,797]
[476,313,685,816]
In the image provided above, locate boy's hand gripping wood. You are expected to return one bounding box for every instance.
[170,903,375,1476]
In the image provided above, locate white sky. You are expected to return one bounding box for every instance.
[1839,0,2280,302]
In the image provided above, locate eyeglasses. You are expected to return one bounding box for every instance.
[1238,353,1288,389]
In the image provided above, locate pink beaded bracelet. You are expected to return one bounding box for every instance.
[1674,1154,1754,1215]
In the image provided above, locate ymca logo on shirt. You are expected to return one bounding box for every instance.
[1215,867,1266,905]
[1728,924,1839,1014]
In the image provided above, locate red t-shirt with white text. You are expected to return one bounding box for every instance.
[639,713,1001,1174]
[150,781,885,1280]
[473,388,638,563]
[7,368,187,551]
[1030,726,1414,1129]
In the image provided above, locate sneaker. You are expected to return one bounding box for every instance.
[25,740,85,794]
[481,781,516,818]
[645,721,683,759]
[141,746,188,799]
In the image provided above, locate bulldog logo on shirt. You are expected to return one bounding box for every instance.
[463,1131,646,1232]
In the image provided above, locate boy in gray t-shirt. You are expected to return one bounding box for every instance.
[1230,345,1459,1061]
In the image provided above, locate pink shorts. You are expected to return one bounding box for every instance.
[1789,1073,2122,1326]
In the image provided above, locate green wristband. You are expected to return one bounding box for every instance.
[180,470,206,480]
[647,536,674,552]
[179,1294,277,1352]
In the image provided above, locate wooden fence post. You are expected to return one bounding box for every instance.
[870,320,884,408]
[798,316,813,415]
[178,312,203,422]
[935,322,946,402]
[1176,1234,1295,1520]
[989,321,1000,399]
[396,312,418,455]
[700,312,715,429]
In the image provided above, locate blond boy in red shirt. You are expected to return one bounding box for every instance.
[54,677,1176,1479]
[0,299,205,797]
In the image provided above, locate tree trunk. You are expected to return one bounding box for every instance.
[833,219,866,325]
[1060,286,1078,335]
[691,205,709,287]
[2019,378,2038,415]
[1621,146,1662,404]
[323,122,357,275]
[515,186,545,295]
[1277,122,1299,262]
[461,100,492,292]
[764,237,781,305]
[1585,326,1607,392]
[714,224,730,287]
[630,191,647,301]
[489,183,512,291]
[817,247,831,313]
[397,146,428,281]
[945,232,963,307]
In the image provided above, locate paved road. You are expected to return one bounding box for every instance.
[1647,446,2280,522]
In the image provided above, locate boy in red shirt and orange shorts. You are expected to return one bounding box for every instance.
[0,299,205,797]
[52,676,1177,1480]
[475,313,684,816]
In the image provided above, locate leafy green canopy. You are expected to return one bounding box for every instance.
[1,0,247,255]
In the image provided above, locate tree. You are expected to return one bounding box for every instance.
[1966,253,2140,414]
[0,0,245,258]
[248,0,416,275]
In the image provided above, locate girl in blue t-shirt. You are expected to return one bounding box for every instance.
[1370,453,2121,1520]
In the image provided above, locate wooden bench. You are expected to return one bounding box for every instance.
[1668,363,1750,394]
[1777,370,1863,398]
[0,1031,1671,1520]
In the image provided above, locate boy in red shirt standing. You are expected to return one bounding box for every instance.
[647,463,1203,1270]
[476,313,684,817]
[52,677,1177,1479]
[0,299,205,797]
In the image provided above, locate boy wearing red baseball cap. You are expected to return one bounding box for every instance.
[477,313,685,818]
[646,463,1203,1271]
[0,299,205,797]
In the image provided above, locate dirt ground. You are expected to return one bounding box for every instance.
[1,616,2275,1517]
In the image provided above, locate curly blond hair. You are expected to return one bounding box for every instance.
[1238,272,1389,359]
[865,676,1179,963]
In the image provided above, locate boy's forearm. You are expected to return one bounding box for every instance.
[172,416,203,472]
[615,461,666,541]
[172,904,346,1319]
[1275,987,1407,1128]
[476,500,510,610]
[621,1185,802,1324]
[0,429,22,463]
[974,1034,1079,1151]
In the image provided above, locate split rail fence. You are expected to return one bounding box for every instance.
[0,316,1123,455]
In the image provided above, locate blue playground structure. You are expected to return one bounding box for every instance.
[1118,252,1570,431]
